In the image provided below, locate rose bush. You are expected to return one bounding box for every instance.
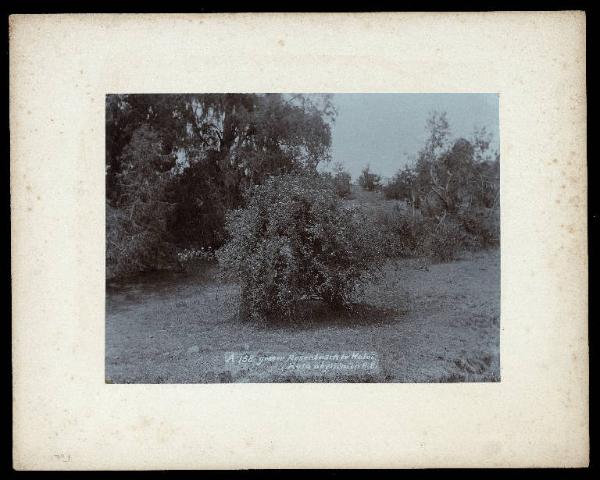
[217,174,385,321]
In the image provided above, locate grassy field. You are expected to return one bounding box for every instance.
[106,246,500,383]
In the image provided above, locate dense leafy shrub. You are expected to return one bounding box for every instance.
[456,207,500,248]
[377,206,487,262]
[383,167,416,202]
[106,202,178,279]
[321,164,352,198]
[419,218,471,262]
[331,163,352,198]
[105,126,177,279]
[217,174,385,321]
[376,206,427,258]
[358,165,382,192]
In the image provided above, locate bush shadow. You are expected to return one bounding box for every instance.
[250,299,407,331]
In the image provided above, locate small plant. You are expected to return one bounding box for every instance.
[217,174,385,321]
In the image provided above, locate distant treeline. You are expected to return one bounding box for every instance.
[380,112,499,217]
[106,96,499,280]
[360,112,500,261]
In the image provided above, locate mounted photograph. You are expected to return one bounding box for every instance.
[105,93,500,383]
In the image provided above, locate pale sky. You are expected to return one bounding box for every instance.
[324,93,499,181]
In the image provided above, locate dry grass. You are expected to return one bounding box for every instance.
[106,249,500,383]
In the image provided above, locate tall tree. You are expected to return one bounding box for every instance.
[106,93,336,277]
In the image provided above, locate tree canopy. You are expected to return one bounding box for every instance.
[106,94,336,278]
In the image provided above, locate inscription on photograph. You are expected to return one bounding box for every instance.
[222,351,380,381]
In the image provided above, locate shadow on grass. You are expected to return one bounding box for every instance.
[106,261,220,298]
[249,299,407,331]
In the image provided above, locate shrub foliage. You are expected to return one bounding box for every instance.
[217,174,385,321]
[331,162,352,198]
[106,94,336,279]
[380,112,500,261]
[106,126,178,278]
[358,164,382,192]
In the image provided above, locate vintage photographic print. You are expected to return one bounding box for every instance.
[105,93,500,384]
[11,11,587,469]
